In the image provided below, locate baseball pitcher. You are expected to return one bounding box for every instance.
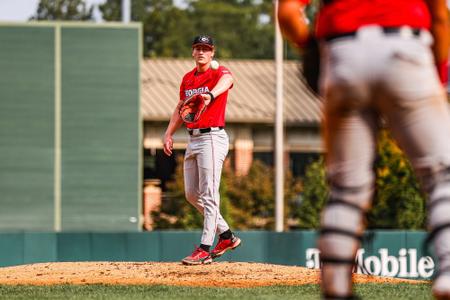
[163,35,241,265]
[279,0,450,299]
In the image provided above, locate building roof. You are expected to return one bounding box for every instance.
[141,59,322,125]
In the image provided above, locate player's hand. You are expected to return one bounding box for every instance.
[200,93,212,106]
[163,134,173,156]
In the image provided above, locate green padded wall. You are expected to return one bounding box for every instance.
[0,26,55,230]
[0,23,141,231]
[60,26,140,230]
[0,231,435,280]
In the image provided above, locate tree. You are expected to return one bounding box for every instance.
[143,2,195,58]
[295,157,328,229]
[224,160,302,229]
[100,0,195,57]
[187,0,275,59]
[99,0,277,59]
[295,131,426,230]
[31,0,93,21]
[368,131,426,229]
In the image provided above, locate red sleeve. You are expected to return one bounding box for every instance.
[216,66,234,89]
[217,66,232,77]
[179,79,185,101]
[180,71,192,101]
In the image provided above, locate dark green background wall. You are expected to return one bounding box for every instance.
[0,26,55,230]
[61,26,140,231]
[0,23,141,231]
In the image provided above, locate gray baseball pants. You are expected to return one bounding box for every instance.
[318,26,450,296]
[184,129,230,246]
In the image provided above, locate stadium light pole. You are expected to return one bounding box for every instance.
[122,0,131,23]
[274,0,284,232]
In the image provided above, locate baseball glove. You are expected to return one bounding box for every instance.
[179,94,207,123]
[301,36,321,95]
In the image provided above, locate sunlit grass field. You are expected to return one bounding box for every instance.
[0,283,432,300]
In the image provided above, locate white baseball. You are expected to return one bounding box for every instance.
[210,60,219,70]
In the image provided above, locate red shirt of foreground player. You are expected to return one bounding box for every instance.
[288,0,446,84]
[315,0,431,38]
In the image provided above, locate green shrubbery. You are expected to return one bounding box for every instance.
[154,131,426,230]
[369,131,426,229]
[153,158,302,230]
[296,131,426,230]
[295,157,328,229]
[223,160,302,229]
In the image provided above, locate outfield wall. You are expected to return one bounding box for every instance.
[0,22,142,231]
[0,230,435,280]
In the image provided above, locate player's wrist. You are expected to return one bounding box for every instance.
[206,92,215,102]
[164,132,172,140]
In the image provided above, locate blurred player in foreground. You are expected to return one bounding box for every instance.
[278,0,450,299]
[163,35,241,265]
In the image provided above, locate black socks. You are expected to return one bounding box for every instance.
[200,230,233,252]
[200,244,210,252]
[219,229,232,240]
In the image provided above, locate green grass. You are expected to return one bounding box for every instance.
[0,283,432,300]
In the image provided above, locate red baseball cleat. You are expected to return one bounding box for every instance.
[181,246,212,265]
[211,235,241,258]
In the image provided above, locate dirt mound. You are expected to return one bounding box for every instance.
[0,262,425,288]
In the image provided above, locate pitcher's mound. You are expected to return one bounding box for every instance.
[0,262,425,288]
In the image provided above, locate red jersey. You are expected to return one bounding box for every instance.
[300,0,431,39]
[180,65,232,129]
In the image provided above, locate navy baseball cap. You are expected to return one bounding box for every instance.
[192,35,214,48]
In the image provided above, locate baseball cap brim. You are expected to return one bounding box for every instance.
[192,43,214,49]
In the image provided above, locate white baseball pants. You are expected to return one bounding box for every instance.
[318,26,450,296]
[184,129,230,246]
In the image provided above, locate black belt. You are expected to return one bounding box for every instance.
[325,27,422,42]
[188,126,224,136]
